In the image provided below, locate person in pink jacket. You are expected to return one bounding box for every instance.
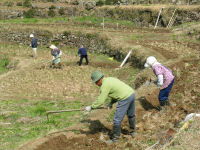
[144,56,175,110]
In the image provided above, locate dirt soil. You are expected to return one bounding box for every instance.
[1,22,199,150]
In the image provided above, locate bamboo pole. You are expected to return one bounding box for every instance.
[167,9,176,28]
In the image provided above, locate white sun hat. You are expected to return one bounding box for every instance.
[50,45,57,49]
[144,56,157,68]
[30,34,34,38]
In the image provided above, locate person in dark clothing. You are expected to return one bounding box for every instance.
[78,45,89,66]
[30,34,38,58]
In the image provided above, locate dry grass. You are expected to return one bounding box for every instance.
[166,118,200,150]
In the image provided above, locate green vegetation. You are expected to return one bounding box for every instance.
[24,8,37,18]
[105,0,119,5]
[74,15,135,27]
[0,16,135,27]
[58,8,65,16]
[0,57,9,75]
[0,99,83,150]
[23,0,31,8]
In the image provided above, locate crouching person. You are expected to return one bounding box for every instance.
[85,70,136,144]
[49,45,62,69]
[144,56,175,110]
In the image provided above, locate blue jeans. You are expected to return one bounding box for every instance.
[113,93,135,126]
[159,79,174,101]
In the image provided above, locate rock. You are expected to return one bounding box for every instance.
[85,1,96,10]
[70,0,79,5]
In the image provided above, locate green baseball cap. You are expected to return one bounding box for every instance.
[91,70,104,83]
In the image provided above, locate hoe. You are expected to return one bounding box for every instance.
[46,107,106,121]
[46,108,85,121]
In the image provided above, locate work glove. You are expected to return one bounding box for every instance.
[85,106,92,112]
[29,44,32,47]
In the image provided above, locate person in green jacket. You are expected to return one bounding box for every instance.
[85,70,135,144]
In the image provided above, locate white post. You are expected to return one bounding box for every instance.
[103,17,104,31]
[120,49,133,68]
[116,23,119,30]
[154,7,164,29]
[167,9,176,29]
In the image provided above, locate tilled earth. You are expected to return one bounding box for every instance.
[16,26,200,150]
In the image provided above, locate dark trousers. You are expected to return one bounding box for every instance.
[79,55,89,66]
[114,93,135,129]
[159,79,174,102]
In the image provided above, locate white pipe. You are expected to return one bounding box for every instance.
[120,49,133,68]
[154,7,164,29]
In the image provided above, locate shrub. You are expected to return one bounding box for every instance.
[63,31,71,36]
[17,2,23,6]
[96,0,105,6]
[49,5,56,10]
[4,1,14,7]
[24,8,36,18]
[58,8,65,16]
[48,9,56,17]
[23,0,31,8]
[105,0,119,5]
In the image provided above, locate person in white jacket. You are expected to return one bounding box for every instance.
[144,56,175,110]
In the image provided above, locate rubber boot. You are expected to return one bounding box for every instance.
[158,100,167,111]
[105,125,121,145]
[165,99,170,106]
[128,117,136,138]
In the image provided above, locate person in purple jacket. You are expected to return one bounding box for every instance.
[144,56,175,110]
[78,45,89,66]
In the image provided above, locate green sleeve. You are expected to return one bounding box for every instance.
[91,84,110,109]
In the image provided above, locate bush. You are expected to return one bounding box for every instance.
[105,0,119,5]
[49,5,56,10]
[23,0,31,8]
[17,2,23,6]
[4,1,14,7]
[58,8,65,16]
[24,8,36,18]
[96,0,104,6]
[48,9,56,17]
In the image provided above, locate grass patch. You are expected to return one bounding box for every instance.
[0,99,83,150]
[0,57,9,75]
[74,15,135,27]
[0,16,135,27]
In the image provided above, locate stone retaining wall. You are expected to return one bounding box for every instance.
[0,29,144,68]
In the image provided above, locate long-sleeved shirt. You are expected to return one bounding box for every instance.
[153,64,174,89]
[31,37,37,48]
[78,48,87,56]
[91,77,134,109]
